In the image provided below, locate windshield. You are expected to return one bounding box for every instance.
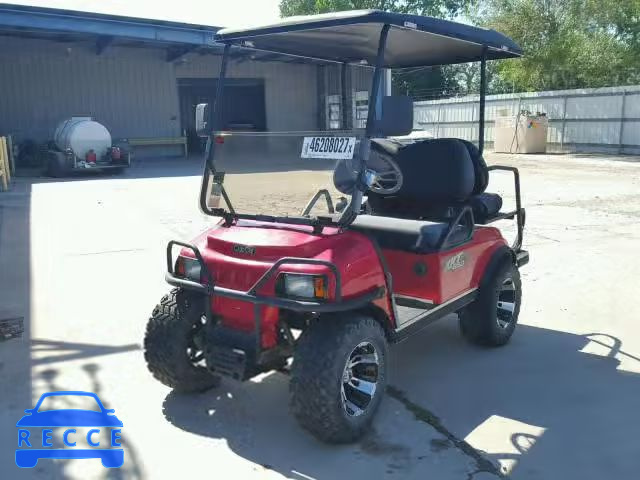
[199,51,378,220]
[36,394,102,412]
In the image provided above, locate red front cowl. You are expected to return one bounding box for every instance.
[185,219,390,348]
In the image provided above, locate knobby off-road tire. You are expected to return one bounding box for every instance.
[459,258,522,346]
[290,313,388,443]
[144,288,220,392]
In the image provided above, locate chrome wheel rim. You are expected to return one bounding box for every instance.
[496,278,517,329]
[340,342,380,417]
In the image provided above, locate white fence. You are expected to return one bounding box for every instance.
[414,85,640,154]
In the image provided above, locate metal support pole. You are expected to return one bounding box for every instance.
[560,95,568,151]
[317,65,326,130]
[478,48,487,155]
[618,90,627,154]
[515,95,523,117]
[339,24,390,227]
[205,43,231,172]
[199,43,231,215]
[341,62,349,131]
[384,68,392,96]
[364,24,390,138]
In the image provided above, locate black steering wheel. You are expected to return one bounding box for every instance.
[333,149,403,195]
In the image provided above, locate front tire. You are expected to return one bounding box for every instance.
[290,313,387,443]
[144,288,220,392]
[459,258,522,346]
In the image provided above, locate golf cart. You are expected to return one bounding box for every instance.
[144,10,529,443]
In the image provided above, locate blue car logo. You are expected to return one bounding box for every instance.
[16,391,123,468]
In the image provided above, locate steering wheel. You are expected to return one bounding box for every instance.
[334,150,403,195]
[363,144,404,194]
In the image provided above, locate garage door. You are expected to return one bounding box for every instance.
[179,78,267,152]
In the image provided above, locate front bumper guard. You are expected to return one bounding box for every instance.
[166,241,384,372]
[165,270,383,313]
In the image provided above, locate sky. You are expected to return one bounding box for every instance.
[8,0,283,27]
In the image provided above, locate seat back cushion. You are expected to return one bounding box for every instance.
[371,138,475,202]
[457,139,489,195]
[367,138,475,217]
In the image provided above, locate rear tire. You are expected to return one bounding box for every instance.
[459,258,522,346]
[46,151,69,178]
[290,313,387,443]
[144,288,220,392]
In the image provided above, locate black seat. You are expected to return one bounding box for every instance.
[457,139,503,223]
[367,138,503,223]
[350,214,471,253]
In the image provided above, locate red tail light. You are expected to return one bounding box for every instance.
[111,147,121,160]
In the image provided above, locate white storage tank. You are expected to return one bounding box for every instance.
[494,114,548,154]
[54,117,112,159]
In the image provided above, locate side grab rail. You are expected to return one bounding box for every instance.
[487,165,525,251]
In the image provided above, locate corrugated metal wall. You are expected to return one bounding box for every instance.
[175,55,318,132]
[0,36,320,155]
[414,86,640,154]
[0,36,180,141]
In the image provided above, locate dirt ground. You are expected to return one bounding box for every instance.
[1,151,639,479]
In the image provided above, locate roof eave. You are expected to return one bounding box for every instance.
[0,4,220,47]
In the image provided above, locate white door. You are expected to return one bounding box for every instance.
[353,91,369,129]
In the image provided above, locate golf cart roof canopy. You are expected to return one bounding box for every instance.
[216,10,522,68]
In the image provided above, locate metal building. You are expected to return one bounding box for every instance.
[0,4,373,158]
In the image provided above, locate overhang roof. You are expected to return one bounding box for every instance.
[217,10,523,68]
[0,3,219,47]
[0,4,329,65]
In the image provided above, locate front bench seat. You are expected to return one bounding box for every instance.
[367,138,502,223]
[350,214,470,253]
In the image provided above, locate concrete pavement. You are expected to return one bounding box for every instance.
[1,153,639,479]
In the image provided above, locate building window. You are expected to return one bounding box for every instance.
[353,91,369,129]
[326,95,342,130]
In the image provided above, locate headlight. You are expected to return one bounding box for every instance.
[175,256,202,282]
[278,274,328,300]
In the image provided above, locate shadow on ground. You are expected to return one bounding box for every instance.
[161,322,640,480]
[161,374,470,480]
[0,182,47,476]
[23,362,144,479]
[391,321,640,479]
[22,149,335,183]
[31,339,140,366]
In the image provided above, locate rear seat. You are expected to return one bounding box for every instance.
[367,138,503,224]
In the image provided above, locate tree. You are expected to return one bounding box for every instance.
[280,0,472,18]
[280,0,640,95]
[479,0,640,91]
